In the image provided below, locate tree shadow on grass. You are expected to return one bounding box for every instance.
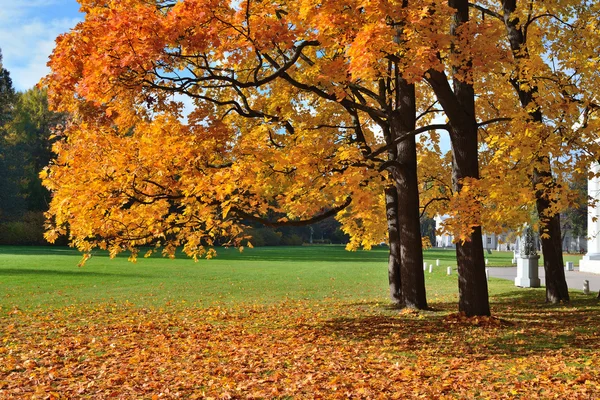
[315,292,600,357]
[0,268,146,278]
[0,245,391,263]
[0,246,82,256]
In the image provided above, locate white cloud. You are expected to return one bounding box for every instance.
[0,1,81,91]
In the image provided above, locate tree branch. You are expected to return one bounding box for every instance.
[468,3,503,20]
[232,196,352,227]
[477,117,512,127]
[368,124,449,160]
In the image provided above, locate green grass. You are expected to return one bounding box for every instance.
[0,245,524,310]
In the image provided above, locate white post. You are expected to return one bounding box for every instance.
[429,265,433,273]
[584,280,590,295]
[447,266,452,275]
[485,268,489,281]
[423,261,427,271]
[565,261,574,271]
[436,259,440,266]
[515,225,541,288]
[485,259,489,266]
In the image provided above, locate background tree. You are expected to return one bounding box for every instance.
[469,0,600,303]
[560,176,587,253]
[7,87,64,212]
[0,49,20,221]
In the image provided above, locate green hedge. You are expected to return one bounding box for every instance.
[0,211,47,245]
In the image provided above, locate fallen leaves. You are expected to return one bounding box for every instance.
[1,301,599,399]
[443,312,505,327]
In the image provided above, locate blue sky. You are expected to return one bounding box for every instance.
[0,0,82,91]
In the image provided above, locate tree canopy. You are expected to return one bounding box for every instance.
[42,0,600,314]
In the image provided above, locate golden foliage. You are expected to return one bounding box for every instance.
[42,0,600,255]
[1,300,600,398]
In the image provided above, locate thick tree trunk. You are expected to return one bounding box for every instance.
[385,185,403,306]
[381,70,427,309]
[392,79,427,309]
[535,170,570,303]
[503,0,570,303]
[395,134,428,309]
[424,0,490,316]
[450,123,491,316]
[422,93,490,316]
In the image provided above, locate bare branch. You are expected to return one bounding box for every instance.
[468,3,503,20]
[477,117,512,127]
[369,124,449,160]
[232,197,352,227]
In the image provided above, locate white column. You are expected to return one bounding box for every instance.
[588,162,600,254]
[580,162,600,273]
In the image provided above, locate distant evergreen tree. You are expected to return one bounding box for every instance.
[0,50,15,126]
[0,49,21,220]
[0,50,65,243]
[8,87,65,212]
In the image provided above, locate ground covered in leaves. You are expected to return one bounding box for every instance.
[2,296,599,399]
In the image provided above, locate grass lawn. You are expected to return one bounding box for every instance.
[1,245,598,398]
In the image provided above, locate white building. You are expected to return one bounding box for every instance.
[434,215,503,250]
[434,215,504,249]
[435,214,585,253]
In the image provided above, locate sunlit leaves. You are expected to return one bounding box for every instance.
[1,300,599,398]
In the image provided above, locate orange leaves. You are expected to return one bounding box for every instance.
[41,0,600,258]
[2,300,600,398]
[346,23,393,81]
[443,312,503,327]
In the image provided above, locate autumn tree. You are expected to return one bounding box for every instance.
[421,0,503,316]
[466,0,600,303]
[44,0,599,314]
[49,0,492,309]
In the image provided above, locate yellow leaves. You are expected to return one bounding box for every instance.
[3,298,600,398]
[41,0,596,261]
[221,202,232,219]
[421,236,432,249]
[39,167,49,181]
[77,253,91,267]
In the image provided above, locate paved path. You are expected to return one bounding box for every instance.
[487,266,600,294]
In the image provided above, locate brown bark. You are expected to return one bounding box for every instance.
[392,79,427,309]
[424,0,490,316]
[535,171,570,303]
[502,0,569,303]
[426,70,491,316]
[381,68,427,309]
[385,185,403,306]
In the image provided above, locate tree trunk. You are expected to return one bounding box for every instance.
[424,0,490,316]
[423,79,491,315]
[392,79,427,309]
[535,170,570,303]
[502,0,570,303]
[385,185,403,306]
[450,123,491,316]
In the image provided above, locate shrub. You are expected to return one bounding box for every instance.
[0,211,47,245]
[281,234,303,246]
[245,227,282,247]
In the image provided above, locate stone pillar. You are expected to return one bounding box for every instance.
[580,162,600,273]
[515,225,541,288]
